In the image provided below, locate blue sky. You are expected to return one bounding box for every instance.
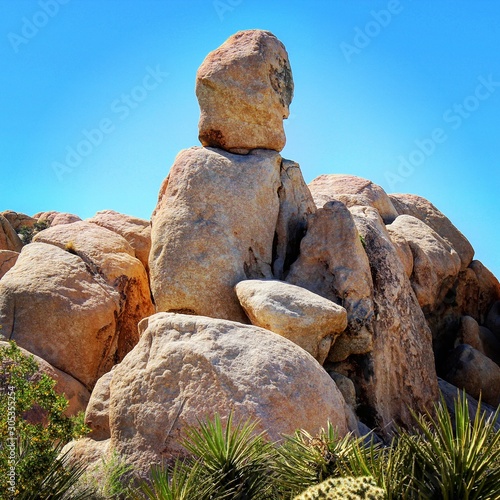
[1,0,499,278]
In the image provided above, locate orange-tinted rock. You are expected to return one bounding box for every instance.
[196,30,293,153]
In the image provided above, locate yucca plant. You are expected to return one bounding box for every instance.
[339,433,414,499]
[181,412,276,499]
[15,437,94,499]
[399,393,500,499]
[132,460,203,500]
[273,421,357,496]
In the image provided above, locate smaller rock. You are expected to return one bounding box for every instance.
[34,211,82,226]
[0,250,19,280]
[443,344,500,406]
[456,316,482,352]
[478,326,500,366]
[308,174,398,223]
[0,211,36,231]
[327,371,357,409]
[386,222,413,278]
[470,261,500,324]
[84,371,112,440]
[390,193,474,270]
[235,280,347,364]
[87,210,151,272]
[486,300,500,337]
[0,215,23,252]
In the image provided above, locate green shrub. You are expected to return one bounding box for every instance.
[17,219,50,244]
[294,476,385,499]
[399,394,500,499]
[273,421,357,496]
[0,341,89,497]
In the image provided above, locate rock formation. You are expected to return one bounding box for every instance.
[2,29,500,474]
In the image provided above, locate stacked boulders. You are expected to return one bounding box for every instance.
[2,29,500,477]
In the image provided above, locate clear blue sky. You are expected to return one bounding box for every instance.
[1,0,499,278]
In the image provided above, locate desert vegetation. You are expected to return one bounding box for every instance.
[2,341,500,500]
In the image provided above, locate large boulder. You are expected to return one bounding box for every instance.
[273,159,316,280]
[196,30,293,153]
[389,193,474,270]
[33,221,154,360]
[0,215,23,252]
[287,200,374,362]
[387,215,461,312]
[87,210,151,273]
[70,313,351,476]
[0,250,19,280]
[309,175,398,223]
[341,206,439,432]
[0,341,90,415]
[442,344,500,406]
[0,243,121,389]
[235,279,347,364]
[150,147,281,323]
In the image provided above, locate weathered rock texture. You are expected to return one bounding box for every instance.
[33,221,154,360]
[87,210,151,273]
[0,215,23,252]
[33,211,82,226]
[196,30,293,153]
[235,279,347,364]
[309,175,398,223]
[150,147,281,322]
[71,313,350,475]
[338,206,439,431]
[0,211,36,231]
[389,193,474,270]
[273,159,316,280]
[443,344,500,406]
[388,215,461,312]
[0,250,19,280]
[0,243,121,389]
[287,200,374,362]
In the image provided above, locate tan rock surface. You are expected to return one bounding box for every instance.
[470,260,500,324]
[347,206,439,432]
[150,147,281,322]
[87,210,151,272]
[386,222,413,278]
[309,174,398,223]
[0,243,121,389]
[34,221,154,359]
[0,341,90,415]
[457,316,483,352]
[235,279,347,364]
[287,200,374,361]
[84,370,112,440]
[75,313,350,475]
[196,30,293,152]
[0,215,23,252]
[273,159,316,279]
[389,193,474,270]
[0,210,36,230]
[388,215,461,311]
[0,250,19,280]
[443,344,500,406]
[34,211,81,226]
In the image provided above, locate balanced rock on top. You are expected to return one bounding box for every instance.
[196,29,293,153]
